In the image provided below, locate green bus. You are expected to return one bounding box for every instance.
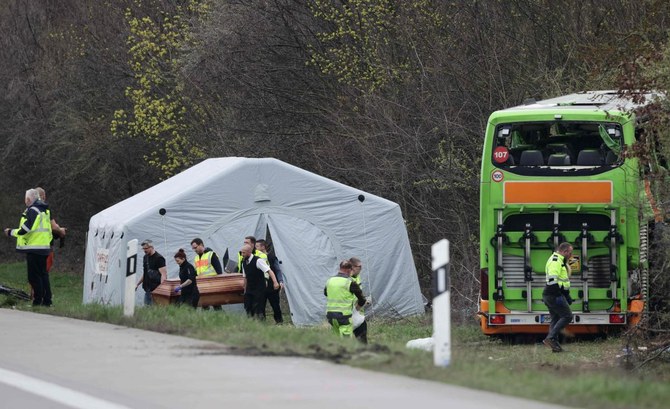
[478,91,661,336]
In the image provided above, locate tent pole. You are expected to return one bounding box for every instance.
[160,214,168,259]
[359,197,372,309]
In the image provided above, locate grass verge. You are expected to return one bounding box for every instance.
[1,264,669,409]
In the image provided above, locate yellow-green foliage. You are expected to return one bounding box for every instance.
[307,0,439,93]
[111,0,208,177]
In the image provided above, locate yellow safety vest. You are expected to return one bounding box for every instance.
[194,250,217,276]
[545,252,571,289]
[326,276,355,315]
[11,206,52,252]
[237,250,267,273]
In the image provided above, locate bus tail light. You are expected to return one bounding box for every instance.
[480,268,489,300]
[609,314,626,324]
[490,315,505,325]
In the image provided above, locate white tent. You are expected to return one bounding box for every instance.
[83,157,424,325]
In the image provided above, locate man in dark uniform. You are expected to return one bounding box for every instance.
[240,244,279,319]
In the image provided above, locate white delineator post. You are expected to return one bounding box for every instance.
[432,239,451,367]
[124,239,138,317]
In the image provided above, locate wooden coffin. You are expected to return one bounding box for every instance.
[152,273,245,307]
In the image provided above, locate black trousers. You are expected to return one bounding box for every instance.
[543,291,573,341]
[178,290,199,308]
[266,287,283,323]
[244,290,267,319]
[27,253,51,306]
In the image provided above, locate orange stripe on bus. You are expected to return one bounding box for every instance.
[504,181,612,204]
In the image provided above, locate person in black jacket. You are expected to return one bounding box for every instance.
[173,248,199,308]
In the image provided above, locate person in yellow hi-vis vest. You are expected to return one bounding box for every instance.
[324,260,366,339]
[3,189,53,306]
[190,238,223,277]
[542,242,574,353]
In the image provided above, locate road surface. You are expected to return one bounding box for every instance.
[0,309,575,409]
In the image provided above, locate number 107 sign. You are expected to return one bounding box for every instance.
[493,146,509,164]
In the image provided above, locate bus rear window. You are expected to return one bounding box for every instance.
[492,121,622,168]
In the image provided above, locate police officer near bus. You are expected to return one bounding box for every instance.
[542,242,574,352]
[324,260,366,340]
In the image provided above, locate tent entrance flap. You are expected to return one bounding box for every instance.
[202,210,341,326]
[266,213,339,326]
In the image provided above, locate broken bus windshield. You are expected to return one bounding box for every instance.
[492,121,622,167]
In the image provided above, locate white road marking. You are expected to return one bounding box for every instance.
[0,367,132,409]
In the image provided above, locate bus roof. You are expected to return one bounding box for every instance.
[504,90,662,113]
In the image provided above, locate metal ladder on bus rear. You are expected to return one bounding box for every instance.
[522,223,535,312]
[494,210,507,302]
[605,209,622,301]
[577,222,593,313]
